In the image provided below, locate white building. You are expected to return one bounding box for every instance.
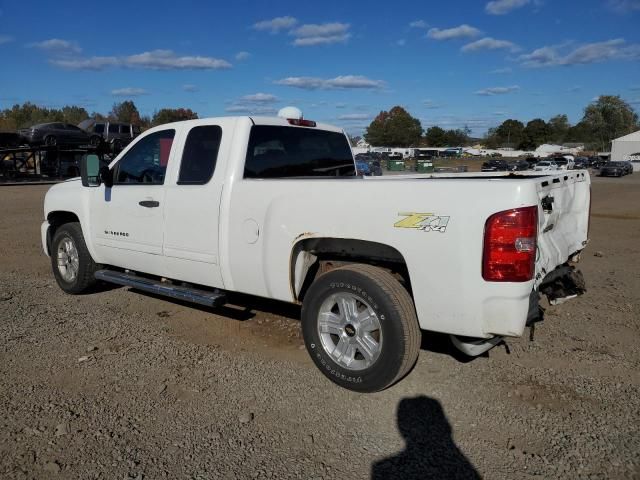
[611,130,640,171]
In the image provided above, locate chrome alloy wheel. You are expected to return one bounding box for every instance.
[317,292,383,371]
[56,237,79,283]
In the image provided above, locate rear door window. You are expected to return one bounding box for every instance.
[244,126,354,178]
[108,124,120,133]
[94,124,105,134]
[178,125,222,184]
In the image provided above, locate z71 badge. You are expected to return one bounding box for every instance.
[394,213,450,233]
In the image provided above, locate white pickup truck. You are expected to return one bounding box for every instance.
[42,111,590,392]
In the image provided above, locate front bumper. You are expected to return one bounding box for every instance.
[41,221,51,257]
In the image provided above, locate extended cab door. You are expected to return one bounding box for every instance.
[161,122,226,288]
[90,128,177,275]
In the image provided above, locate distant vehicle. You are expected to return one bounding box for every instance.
[355,159,371,175]
[79,119,141,153]
[481,159,510,172]
[368,160,383,176]
[413,149,436,160]
[18,122,101,148]
[387,152,403,161]
[509,160,530,171]
[0,130,20,148]
[534,161,559,171]
[489,152,503,158]
[620,161,634,175]
[524,157,539,168]
[599,161,627,177]
[552,157,575,170]
[573,157,589,169]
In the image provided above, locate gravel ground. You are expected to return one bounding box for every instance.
[1,172,639,479]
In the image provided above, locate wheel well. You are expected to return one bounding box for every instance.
[46,211,80,252]
[290,238,412,302]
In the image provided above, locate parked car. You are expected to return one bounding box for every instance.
[552,157,574,170]
[42,113,591,392]
[368,160,383,176]
[534,161,559,171]
[509,159,530,171]
[355,159,371,175]
[524,157,539,168]
[18,122,101,147]
[573,157,589,169]
[387,152,403,160]
[0,130,20,148]
[79,119,141,153]
[599,161,627,177]
[481,159,510,172]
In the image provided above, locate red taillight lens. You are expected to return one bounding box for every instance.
[482,206,538,282]
[287,118,316,127]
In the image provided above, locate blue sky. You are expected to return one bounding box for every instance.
[0,0,639,136]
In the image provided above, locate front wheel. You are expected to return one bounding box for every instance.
[301,264,421,392]
[51,222,99,294]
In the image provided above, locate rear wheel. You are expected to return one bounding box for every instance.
[301,264,421,392]
[51,222,99,294]
[89,135,100,147]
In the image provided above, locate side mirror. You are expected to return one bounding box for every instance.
[80,154,101,187]
[99,165,114,188]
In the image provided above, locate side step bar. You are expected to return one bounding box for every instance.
[95,270,226,308]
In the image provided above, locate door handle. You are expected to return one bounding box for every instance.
[139,200,160,208]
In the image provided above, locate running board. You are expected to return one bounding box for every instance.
[94,270,226,308]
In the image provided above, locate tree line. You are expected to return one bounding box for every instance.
[0,100,198,131]
[364,96,638,151]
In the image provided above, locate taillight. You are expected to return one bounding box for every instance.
[482,206,538,282]
[287,118,316,127]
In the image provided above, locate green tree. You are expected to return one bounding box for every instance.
[364,106,422,147]
[520,118,550,150]
[151,108,198,126]
[61,106,89,125]
[443,128,470,147]
[110,100,142,124]
[495,119,525,148]
[582,95,639,151]
[548,114,570,144]
[424,126,447,147]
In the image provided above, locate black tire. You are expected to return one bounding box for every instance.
[89,135,100,147]
[44,135,57,147]
[51,222,99,294]
[301,264,421,393]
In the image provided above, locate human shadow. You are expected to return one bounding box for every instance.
[371,396,481,480]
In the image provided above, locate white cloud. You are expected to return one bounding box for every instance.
[241,93,278,103]
[225,105,277,115]
[253,16,298,33]
[519,39,640,67]
[275,75,385,90]
[125,50,231,69]
[290,23,351,46]
[50,50,231,70]
[235,51,250,60]
[0,34,14,45]
[423,100,443,109]
[28,38,81,54]
[606,0,640,13]
[396,39,406,46]
[485,0,529,15]
[338,113,371,120]
[182,84,199,92]
[462,37,519,52]
[111,87,148,96]
[475,85,521,95]
[409,20,428,28]
[427,24,481,40]
[490,67,513,74]
[51,56,119,70]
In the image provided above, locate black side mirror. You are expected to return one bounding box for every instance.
[80,154,101,187]
[99,165,114,188]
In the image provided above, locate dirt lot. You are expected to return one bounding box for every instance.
[1,172,639,479]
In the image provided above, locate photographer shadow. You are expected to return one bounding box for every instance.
[371,395,481,480]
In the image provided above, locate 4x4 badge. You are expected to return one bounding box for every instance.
[394,213,450,233]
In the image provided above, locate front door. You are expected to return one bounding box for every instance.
[91,128,177,275]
